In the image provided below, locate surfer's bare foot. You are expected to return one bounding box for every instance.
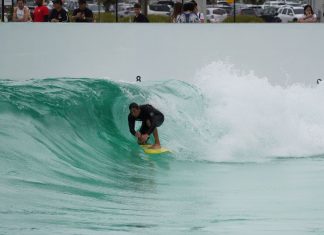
[150,144,161,149]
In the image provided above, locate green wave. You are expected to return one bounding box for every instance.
[0,78,204,190]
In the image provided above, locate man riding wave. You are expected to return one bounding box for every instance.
[128,103,164,149]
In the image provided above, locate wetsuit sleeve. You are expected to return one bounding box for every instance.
[128,114,136,136]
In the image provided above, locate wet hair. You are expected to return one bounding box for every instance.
[304,4,314,15]
[129,102,139,110]
[183,2,195,12]
[134,3,141,9]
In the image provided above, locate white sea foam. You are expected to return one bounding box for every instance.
[187,61,324,161]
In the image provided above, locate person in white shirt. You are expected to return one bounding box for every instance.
[171,2,182,23]
[298,5,317,23]
[191,0,204,23]
[13,0,32,22]
[177,2,199,23]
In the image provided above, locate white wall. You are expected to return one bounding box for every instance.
[0,23,323,85]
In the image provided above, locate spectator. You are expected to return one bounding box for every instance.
[298,5,317,23]
[33,0,49,22]
[49,0,68,22]
[176,2,199,23]
[191,0,204,23]
[133,3,149,23]
[71,0,94,22]
[13,0,32,22]
[170,2,182,23]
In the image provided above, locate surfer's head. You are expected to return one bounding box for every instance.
[129,103,140,118]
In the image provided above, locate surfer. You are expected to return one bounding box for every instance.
[128,103,164,149]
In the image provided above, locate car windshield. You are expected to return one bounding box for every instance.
[213,9,225,14]
[157,5,170,11]
[293,9,304,14]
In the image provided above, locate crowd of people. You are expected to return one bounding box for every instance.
[10,0,318,23]
[12,0,94,22]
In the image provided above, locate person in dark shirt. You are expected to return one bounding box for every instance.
[49,0,68,22]
[71,0,94,22]
[128,103,164,149]
[133,3,149,23]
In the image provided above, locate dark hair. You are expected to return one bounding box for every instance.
[304,4,314,15]
[53,0,63,5]
[79,0,86,5]
[191,0,197,7]
[171,2,182,20]
[129,102,139,110]
[183,2,194,12]
[134,3,141,9]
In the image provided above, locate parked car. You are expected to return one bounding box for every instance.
[157,0,174,7]
[262,0,286,9]
[87,3,105,13]
[117,4,135,18]
[217,1,231,7]
[240,7,262,17]
[229,3,246,15]
[148,4,171,15]
[206,7,228,23]
[261,6,281,22]
[277,6,304,22]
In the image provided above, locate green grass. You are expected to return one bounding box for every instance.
[224,15,264,23]
[93,12,170,23]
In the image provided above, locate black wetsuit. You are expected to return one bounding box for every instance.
[128,104,164,136]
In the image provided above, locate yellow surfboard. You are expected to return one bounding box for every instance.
[140,145,171,154]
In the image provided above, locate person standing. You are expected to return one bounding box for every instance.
[191,0,204,23]
[49,0,68,22]
[33,0,49,22]
[13,0,32,22]
[71,0,94,22]
[133,3,149,23]
[170,2,182,23]
[176,2,199,23]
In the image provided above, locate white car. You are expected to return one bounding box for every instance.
[206,8,228,23]
[147,4,171,16]
[277,6,304,22]
[262,0,286,9]
[117,5,135,18]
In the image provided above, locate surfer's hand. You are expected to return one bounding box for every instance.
[141,134,149,142]
[135,132,141,138]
